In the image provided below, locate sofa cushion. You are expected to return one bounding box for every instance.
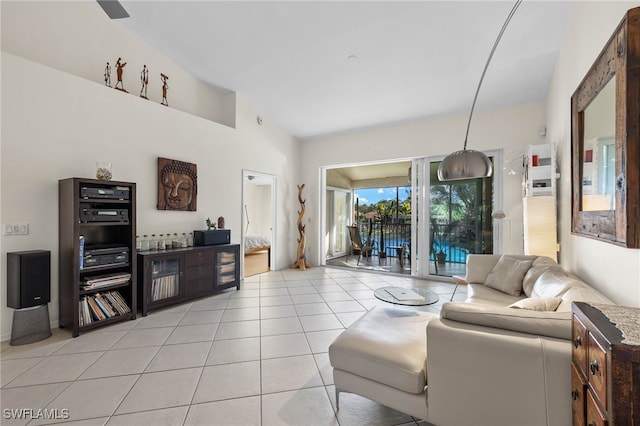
[329,306,436,394]
[556,287,614,312]
[509,297,562,311]
[484,256,533,296]
[530,269,582,299]
[440,302,572,340]
[522,257,559,297]
[465,255,501,284]
[466,283,525,306]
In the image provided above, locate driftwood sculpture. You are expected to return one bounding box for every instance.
[291,184,312,270]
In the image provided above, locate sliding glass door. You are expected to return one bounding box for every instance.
[412,156,497,278]
[326,187,350,259]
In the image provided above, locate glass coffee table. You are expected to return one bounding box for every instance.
[374,286,439,306]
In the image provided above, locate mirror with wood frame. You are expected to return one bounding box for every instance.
[571,7,639,248]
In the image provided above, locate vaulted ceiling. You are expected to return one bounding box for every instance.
[116,1,572,141]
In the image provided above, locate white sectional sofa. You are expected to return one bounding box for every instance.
[329,254,614,426]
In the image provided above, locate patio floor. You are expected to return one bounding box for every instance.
[326,255,467,279]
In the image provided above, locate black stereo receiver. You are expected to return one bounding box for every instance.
[80,205,129,223]
[81,186,130,200]
[83,245,129,268]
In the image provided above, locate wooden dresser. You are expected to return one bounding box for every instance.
[571,302,640,426]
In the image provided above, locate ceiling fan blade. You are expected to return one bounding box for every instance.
[97,0,129,19]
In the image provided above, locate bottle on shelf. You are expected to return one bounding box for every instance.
[136,235,142,251]
[158,234,166,250]
[187,232,194,247]
[150,234,158,251]
[141,235,150,251]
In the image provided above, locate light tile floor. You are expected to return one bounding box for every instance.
[0,266,466,426]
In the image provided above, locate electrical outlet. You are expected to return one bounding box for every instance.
[4,223,29,235]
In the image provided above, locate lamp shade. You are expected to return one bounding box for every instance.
[523,196,557,261]
[437,149,493,181]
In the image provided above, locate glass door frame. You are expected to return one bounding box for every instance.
[326,186,351,259]
[411,149,504,279]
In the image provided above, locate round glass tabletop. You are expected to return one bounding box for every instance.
[374,286,439,306]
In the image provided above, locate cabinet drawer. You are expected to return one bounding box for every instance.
[185,250,214,268]
[185,279,214,298]
[571,362,587,426]
[587,332,608,411]
[572,314,588,374]
[586,390,608,426]
[185,265,213,282]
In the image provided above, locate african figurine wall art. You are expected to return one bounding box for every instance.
[114,57,128,93]
[140,65,149,99]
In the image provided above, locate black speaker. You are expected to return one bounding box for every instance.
[194,229,231,246]
[7,250,51,309]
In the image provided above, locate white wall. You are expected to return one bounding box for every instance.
[301,102,547,265]
[1,4,300,341]
[545,0,640,307]
[1,0,234,126]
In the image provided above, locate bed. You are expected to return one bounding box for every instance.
[245,234,271,253]
[244,235,271,276]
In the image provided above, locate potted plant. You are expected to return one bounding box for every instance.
[377,200,398,260]
[431,218,450,265]
[378,221,387,260]
[376,209,391,260]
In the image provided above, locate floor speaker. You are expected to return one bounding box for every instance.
[7,250,51,309]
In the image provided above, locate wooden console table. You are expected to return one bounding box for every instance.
[137,244,240,316]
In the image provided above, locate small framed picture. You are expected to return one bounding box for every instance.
[585,150,593,163]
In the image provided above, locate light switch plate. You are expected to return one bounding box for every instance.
[4,223,29,235]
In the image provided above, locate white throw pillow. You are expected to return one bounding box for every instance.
[483,256,533,296]
[509,297,562,311]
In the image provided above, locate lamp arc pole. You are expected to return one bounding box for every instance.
[438,0,523,181]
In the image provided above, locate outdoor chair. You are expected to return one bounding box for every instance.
[346,225,375,265]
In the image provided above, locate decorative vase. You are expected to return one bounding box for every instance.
[96,162,112,180]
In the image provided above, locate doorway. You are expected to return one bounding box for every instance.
[320,153,501,278]
[320,160,413,273]
[242,170,276,278]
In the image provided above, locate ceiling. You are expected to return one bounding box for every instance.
[331,161,412,181]
[115,1,573,142]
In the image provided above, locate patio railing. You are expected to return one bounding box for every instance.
[356,219,477,264]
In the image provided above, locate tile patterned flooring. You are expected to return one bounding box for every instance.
[0,267,466,426]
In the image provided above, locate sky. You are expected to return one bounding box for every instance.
[353,186,410,206]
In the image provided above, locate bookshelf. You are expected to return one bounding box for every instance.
[59,177,136,337]
[524,143,557,197]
